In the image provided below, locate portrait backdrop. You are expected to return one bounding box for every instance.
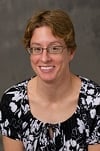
[0,0,100,149]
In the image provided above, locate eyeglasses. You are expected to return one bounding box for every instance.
[27,45,66,55]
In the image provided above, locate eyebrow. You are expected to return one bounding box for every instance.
[31,41,65,47]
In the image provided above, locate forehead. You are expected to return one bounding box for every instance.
[31,26,55,39]
[30,26,65,46]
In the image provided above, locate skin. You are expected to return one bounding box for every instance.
[29,26,74,84]
[2,136,24,151]
[2,26,100,151]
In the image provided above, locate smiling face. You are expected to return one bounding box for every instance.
[29,26,75,83]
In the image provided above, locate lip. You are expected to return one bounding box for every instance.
[39,66,55,72]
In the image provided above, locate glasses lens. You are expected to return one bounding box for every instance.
[28,47,42,54]
[48,46,63,54]
[33,47,42,54]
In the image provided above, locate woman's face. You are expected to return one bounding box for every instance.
[29,26,75,83]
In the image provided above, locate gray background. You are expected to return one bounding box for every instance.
[0,0,100,150]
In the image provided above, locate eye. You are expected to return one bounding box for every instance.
[53,46,60,50]
[49,46,62,53]
[31,47,42,54]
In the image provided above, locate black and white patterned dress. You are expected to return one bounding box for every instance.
[0,76,100,151]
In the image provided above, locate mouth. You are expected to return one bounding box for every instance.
[39,66,55,72]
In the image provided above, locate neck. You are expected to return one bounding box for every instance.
[35,73,74,102]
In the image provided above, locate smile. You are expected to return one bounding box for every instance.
[39,66,55,72]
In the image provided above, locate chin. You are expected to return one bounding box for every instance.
[39,75,57,83]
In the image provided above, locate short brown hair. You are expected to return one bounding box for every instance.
[23,9,76,49]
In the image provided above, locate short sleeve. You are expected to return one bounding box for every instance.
[0,90,22,141]
[86,97,100,144]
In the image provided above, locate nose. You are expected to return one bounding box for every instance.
[40,49,51,62]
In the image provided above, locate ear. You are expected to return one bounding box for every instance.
[68,48,76,61]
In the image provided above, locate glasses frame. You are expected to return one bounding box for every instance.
[27,45,66,55]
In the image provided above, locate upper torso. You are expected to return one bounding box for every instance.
[0,76,100,151]
[27,75,81,124]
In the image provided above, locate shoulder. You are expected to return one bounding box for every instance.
[5,79,29,93]
[0,79,31,140]
[79,76,100,108]
[0,78,31,126]
[80,76,100,90]
[0,78,30,111]
[80,76,100,96]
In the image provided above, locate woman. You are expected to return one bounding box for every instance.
[0,9,100,151]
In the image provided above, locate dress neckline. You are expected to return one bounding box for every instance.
[24,76,85,126]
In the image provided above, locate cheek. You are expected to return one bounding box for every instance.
[30,56,40,73]
[50,55,67,67]
[30,56,38,71]
[30,55,39,65]
[59,54,71,69]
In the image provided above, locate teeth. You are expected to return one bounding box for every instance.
[40,66,53,70]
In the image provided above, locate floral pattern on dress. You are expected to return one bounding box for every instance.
[0,76,100,151]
